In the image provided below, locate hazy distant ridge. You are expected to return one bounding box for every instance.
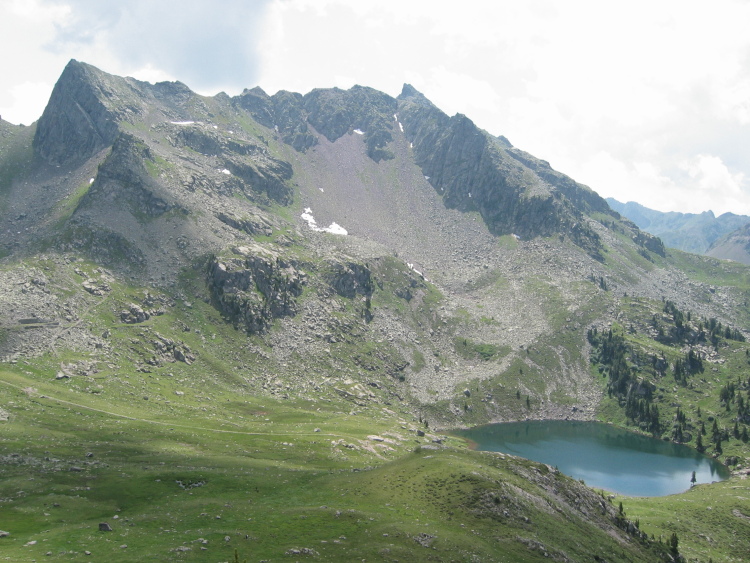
[606,198,750,255]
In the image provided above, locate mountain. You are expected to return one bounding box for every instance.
[706,222,750,264]
[606,197,750,254]
[1,60,749,562]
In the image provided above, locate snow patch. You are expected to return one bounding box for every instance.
[301,208,347,236]
[407,262,428,281]
[221,169,231,175]
[319,188,324,193]
[424,175,430,180]
[398,122,404,133]
[323,222,348,235]
[170,121,195,125]
[353,129,364,135]
[89,178,94,184]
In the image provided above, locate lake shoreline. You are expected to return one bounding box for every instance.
[452,420,730,497]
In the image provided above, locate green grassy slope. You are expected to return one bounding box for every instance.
[0,365,676,563]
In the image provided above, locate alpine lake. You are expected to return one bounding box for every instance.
[452,420,729,497]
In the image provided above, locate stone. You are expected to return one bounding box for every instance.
[413,533,436,547]
[99,522,112,532]
[121,304,149,324]
[285,547,319,556]
[82,279,110,295]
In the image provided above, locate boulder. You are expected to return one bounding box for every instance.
[121,304,149,324]
[413,533,436,547]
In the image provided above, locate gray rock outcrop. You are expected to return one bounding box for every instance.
[207,246,306,334]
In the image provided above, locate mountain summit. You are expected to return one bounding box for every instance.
[24,60,646,268]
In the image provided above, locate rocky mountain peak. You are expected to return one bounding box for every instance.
[397,83,433,107]
[33,59,126,166]
[17,61,668,270]
[396,86,611,258]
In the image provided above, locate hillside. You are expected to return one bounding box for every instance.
[606,197,750,255]
[0,60,749,562]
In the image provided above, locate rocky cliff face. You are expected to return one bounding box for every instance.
[207,246,306,334]
[34,60,134,166]
[235,84,399,161]
[84,132,178,218]
[396,85,609,259]
[168,125,294,204]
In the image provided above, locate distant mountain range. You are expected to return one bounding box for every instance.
[607,197,750,262]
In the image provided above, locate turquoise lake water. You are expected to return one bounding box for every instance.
[453,420,729,497]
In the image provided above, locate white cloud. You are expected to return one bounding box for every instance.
[677,154,747,213]
[0,0,69,123]
[0,81,55,126]
[575,150,750,215]
[41,0,271,91]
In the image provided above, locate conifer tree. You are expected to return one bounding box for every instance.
[669,532,679,556]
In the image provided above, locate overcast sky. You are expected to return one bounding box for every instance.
[2,0,750,216]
